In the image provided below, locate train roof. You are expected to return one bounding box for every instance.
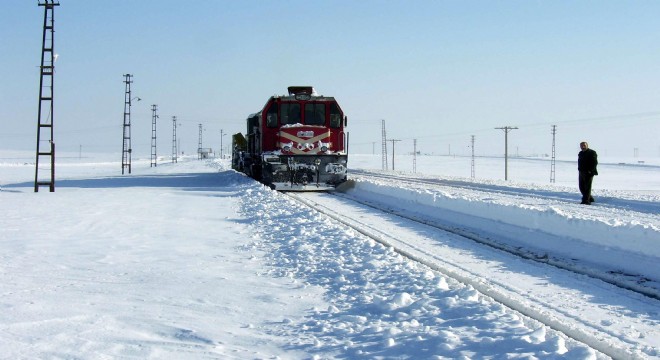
[264,86,335,102]
[248,87,341,117]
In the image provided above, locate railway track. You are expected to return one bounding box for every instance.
[337,190,660,300]
[285,190,660,360]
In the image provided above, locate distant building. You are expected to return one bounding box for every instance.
[198,148,213,159]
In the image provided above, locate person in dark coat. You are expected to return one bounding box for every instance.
[578,141,598,204]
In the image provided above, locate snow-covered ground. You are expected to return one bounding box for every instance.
[1,150,658,359]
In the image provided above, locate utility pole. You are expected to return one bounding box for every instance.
[389,139,401,171]
[220,129,226,159]
[470,135,475,179]
[550,125,557,183]
[34,0,60,192]
[381,119,388,170]
[150,104,158,167]
[413,139,417,173]
[495,126,518,181]
[171,116,178,163]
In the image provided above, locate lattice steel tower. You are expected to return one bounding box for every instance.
[381,119,388,170]
[197,123,203,160]
[121,74,134,174]
[171,116,178,163]
[150,104,158,167]
[413,139,417,173]
[550,125,557,183]
[470,135,476,179]
[34,0,60,192]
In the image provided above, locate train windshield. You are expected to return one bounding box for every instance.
[279,101,341,127]
[305,103,325,125]
[281,103,301,125]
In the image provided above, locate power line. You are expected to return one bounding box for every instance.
[350,111,660,145]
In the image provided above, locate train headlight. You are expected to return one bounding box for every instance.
[320,145,328,152]
[283,145,291,152]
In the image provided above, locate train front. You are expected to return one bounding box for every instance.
[260,86,348,191]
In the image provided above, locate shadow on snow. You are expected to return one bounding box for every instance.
[2,170,254,192]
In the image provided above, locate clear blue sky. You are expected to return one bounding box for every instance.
[2,0,659,159]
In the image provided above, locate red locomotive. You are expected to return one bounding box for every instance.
[232,86,348,190]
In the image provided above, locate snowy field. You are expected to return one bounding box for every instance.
[1,150,659,359]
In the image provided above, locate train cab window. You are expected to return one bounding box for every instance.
[305,103,325,125]
[330,103,342,128]
[281,103,301,125]
[266,103,278,128]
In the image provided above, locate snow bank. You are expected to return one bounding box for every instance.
[346,177,660,285]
